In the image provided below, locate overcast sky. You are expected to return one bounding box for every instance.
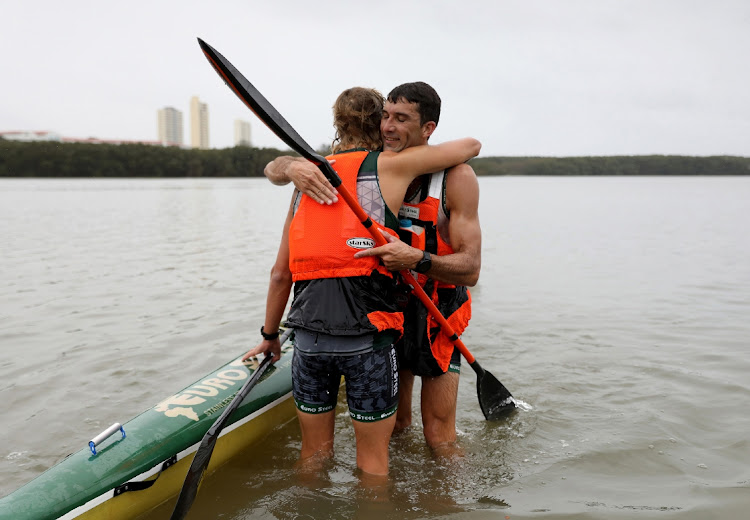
[2,0,748,157]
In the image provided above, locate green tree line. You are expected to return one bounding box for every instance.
[1,139,748,177]
[0,140,290,178]
[469,155,750,176]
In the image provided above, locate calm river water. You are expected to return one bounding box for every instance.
[1,176,749,519]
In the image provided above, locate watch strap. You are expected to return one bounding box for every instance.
[260,326,280,340]
[415,250,432,273]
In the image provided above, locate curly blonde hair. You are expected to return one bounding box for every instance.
[330,87,384,154]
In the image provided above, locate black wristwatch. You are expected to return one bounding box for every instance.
[260,326,280,340]
[414,251,432,274]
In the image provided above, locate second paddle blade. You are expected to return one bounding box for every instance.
[472,361,516,420]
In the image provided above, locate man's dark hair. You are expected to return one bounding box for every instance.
[387,82,441,126]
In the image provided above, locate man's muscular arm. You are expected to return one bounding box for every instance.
[264,156,338,204]
[354,163,481,286]
[429,163,481,286]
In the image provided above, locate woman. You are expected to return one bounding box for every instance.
[243,87,480,477]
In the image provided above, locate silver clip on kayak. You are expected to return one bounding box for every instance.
[89,423,126,455]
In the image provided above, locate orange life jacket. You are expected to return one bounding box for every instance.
[289,150,394,282]
[286,149,404,337]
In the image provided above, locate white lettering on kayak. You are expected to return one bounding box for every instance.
[218,370,247,381]
[204,395,235,417]
[155,349,290,422]
[154,369,249,421]
[184,385,220,397]
[154,395,204,421]
[201,378,235,390]
[155,394,205,408]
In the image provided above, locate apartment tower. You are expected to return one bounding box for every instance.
[190,96,209,149]
[234,119,252,147]
[157,107,183,146]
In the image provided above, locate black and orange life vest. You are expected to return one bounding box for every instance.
[397,171,472,373]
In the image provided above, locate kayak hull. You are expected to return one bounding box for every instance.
[0,344,296,520]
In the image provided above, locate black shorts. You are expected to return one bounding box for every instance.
[397,343,462,377]
[291,344,399,422]
[396,287,464,377]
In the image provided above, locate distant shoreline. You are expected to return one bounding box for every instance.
[470,155,750,176]
[1,140,748,177]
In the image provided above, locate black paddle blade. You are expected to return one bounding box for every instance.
[169,351,277,520]
[197,38,315,157]
[470,360,516,420]
[169,437,215,520]
[198,40,325,161]
[196,38,342,188]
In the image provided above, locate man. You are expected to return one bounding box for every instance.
[264,82,481,457]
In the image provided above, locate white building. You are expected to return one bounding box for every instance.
[0,131,62,142]
[190,96,210,149]
[234,119,252,147]
[157,107,183,146]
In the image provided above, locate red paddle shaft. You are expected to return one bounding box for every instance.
[334,186,476,364]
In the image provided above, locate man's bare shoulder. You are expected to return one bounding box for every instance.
[444,163,479,208]
[445,162,477,179]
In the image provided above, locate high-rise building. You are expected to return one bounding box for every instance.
[190,96,209,149]
[234,119,252,147]
[157,107,183,146]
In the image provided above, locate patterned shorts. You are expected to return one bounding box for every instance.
[291,344,399,422]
